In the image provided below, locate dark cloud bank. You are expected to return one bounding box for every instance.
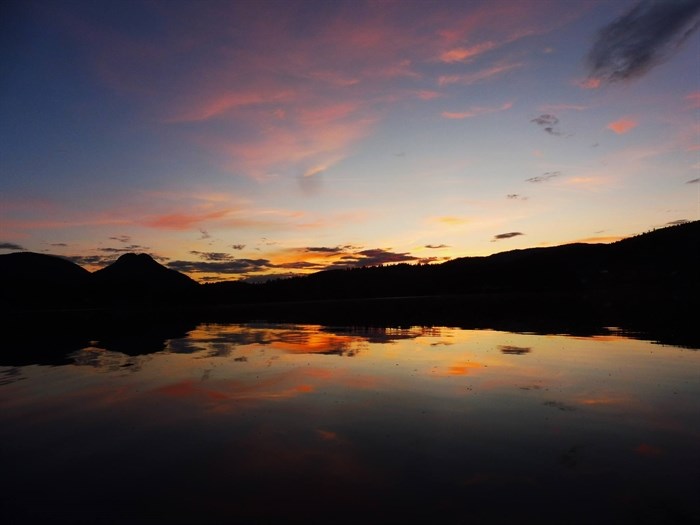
[587,0,700,83]
[0,242,25,251]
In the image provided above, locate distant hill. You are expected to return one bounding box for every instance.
[92,253,199,305]
[0,252,92,309]
[1,221,698,314]
[0,252,200,311]
[207,220,699,303]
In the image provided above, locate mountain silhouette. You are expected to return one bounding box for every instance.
[92,253,199,305]
[0,251,92,309]
[198,221,695,306]
[1,221,698,320]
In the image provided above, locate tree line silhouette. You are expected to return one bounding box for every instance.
[1,221,698,328]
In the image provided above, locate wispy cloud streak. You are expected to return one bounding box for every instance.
[441,102,512,120]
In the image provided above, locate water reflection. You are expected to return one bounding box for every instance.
[2,323,699,524]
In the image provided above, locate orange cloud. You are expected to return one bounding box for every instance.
[441,102,513,119]
[432,216,470,226]
[564,176,609,189]
[607,118,639,134]
[439,41,496,62]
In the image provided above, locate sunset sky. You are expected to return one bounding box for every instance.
[1,0,699,282]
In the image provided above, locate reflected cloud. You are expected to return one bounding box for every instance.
[70,347,146,372]
[543,400,578,412]
[634,443,664,457]
[499,345,531,355]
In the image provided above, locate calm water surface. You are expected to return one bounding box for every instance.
[2,323,699,524]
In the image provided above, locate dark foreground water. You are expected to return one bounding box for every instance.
[2,323,699,524]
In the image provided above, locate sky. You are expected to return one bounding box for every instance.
[1,0,699,282]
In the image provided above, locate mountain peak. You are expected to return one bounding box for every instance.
[113,252,160,265]
[93,252,198,292]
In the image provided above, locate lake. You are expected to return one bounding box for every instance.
[2,322,699,524]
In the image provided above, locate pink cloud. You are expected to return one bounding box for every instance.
[167,91,295,123]
[578,77,601,89]
[441,102,513,119]
[142,209,231,230]
[52,1,585,185]
[607,118,639,135]
[210,104,376,180]
[307,70,360,86]
[686,91,700,109]
[416,90,442,100]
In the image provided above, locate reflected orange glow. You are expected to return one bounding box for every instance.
[463,472,537,487]
[153,373,321,409]
[578,396,628,406]
[570,334,632,343]
[634,444,664,457]
[440,362,482,376]
[316,429,339,441]
[269,331,361,355]
[156,380,197,398]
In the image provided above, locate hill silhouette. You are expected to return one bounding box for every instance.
[1,221,698,327]
[203,220,699,304]
[0,251,92,309]
[92,253,199,306]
